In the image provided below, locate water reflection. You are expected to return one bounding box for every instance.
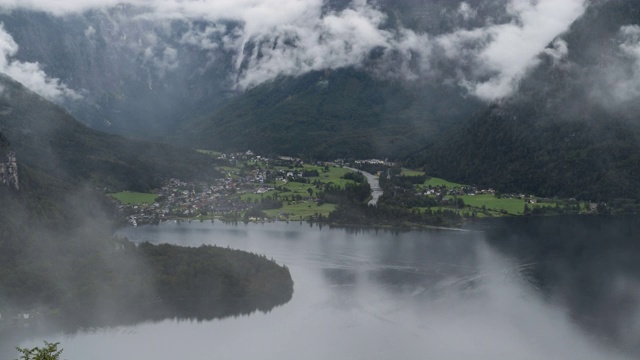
[485,216,640,355]
[322,268,358,286]
[6,218,640,360]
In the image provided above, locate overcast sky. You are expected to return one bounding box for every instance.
[0,0,588,101]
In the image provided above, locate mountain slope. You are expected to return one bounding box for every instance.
[178,68,481,159]
[0,73,219,192]
[412,0,640,201]
[0,9,236,138]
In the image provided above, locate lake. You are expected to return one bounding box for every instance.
[7,216,640,359]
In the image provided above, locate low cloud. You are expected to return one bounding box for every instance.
[437,0,587,101]
[0,23,80,101]
[0,0,589,101]
[84,25,96,39]
[458,2,477,21]
[587,24,640,109]
[543,38,569,64]
[231,2,428,89]
[612,25,640,102]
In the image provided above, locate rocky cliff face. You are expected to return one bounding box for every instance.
[0,133,19,191]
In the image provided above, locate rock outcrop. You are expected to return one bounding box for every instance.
[0,132,18,190]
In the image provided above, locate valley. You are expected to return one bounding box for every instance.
[1,1,640,359]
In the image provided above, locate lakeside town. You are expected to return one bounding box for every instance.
[113,151,596,227]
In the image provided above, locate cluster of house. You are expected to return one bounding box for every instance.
[121,177,253,226]
[119,152,321,226]
[419,184,554,204]
[418,184,496,197]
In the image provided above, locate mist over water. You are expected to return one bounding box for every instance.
[6,217,639,360]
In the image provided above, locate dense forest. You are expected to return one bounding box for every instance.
[415,104,640,202]
[178,68,480,160]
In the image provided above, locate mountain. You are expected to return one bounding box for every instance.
[0,73,220,192]
[178,68,481,159]
[3,0,640,203]
[412,0,640,201]
[0,8,237,138]
[0,1,502,141]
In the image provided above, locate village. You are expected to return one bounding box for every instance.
[114,151,588,226]
[117,152,328,226]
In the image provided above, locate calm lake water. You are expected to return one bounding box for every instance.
[7,216,640,359]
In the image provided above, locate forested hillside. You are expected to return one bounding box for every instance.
[0,9,236,138]
[179,68,480,159]
[412,0,640,202]
[0,74,220,192]
[417,104,640,201]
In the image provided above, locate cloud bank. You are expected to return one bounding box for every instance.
[0,0,588,101]
[437,0,587,101]
[0,24,80,101]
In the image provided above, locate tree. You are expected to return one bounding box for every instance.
[15,341,63,360]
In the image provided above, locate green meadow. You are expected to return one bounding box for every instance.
[456,194,526,215]
[401,168,425,177]
[196,149,223,157]
[423,177,463,188]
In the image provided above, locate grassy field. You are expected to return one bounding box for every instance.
[457,194,525,215]
[285,181,321,195]
[219,166,241,179]
[240,184,316,203]
[241,191,278,202]
[196,149,222,157]
[270,164,356,189]
[318,167,358,188]
[421,177,463,188]
[401,168,425,177]
[449,194,557,216]
[110,192,158,205]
